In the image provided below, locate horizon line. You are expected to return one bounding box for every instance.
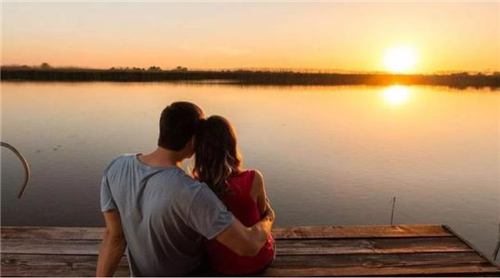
[2,63,499,76]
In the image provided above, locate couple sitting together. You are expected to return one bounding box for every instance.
[96,102,276,277]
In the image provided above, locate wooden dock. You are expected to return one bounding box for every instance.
[1,225,499,277]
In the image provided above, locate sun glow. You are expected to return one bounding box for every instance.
[384,46,418,73]
[382,85,411,106]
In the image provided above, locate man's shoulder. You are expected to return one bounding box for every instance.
[103,153,136,175]
[113,153,136,163]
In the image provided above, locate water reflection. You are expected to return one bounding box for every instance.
[382,85,411,106]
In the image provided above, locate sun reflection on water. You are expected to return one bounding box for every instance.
[382,85,411,106]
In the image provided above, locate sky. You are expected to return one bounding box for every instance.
[1,1,499,73]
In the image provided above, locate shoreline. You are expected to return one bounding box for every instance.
[2,68,499,89]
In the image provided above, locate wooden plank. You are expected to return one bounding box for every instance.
[263,252,500,276]
[1,237,471,256]
[263,265,500,277]
[2,225,452,241]
[3,252,498,277]
[270,252,487,269]
[1,254,129,277]
[1,227,104,241]
[273,225,453,239]
[277,237,472,255]
[1,239,102,255]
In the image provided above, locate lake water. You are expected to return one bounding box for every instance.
[1,82,499,261]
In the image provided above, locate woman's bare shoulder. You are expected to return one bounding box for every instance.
[252,169,264,183]
[250,169,265,193]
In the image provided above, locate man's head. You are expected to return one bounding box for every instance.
[158,102,205,158]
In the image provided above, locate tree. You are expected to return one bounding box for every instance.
[173,66,188,72]
[148,66,162,72]
[40,62,51,69]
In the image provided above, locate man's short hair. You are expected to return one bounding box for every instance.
[158,102,204,151]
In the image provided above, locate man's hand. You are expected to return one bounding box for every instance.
[215,202,275,257]
[96,211,126,277]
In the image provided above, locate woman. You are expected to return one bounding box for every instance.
[192,116,275,275]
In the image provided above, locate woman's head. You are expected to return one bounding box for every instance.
[192,116,242,195]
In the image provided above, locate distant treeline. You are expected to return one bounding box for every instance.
[2,66,499,89]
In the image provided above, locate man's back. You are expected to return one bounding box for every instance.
[100,154,234,276]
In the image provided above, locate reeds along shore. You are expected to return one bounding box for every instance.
[1,67,499,89]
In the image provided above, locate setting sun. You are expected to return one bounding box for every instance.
[384,46,418,73]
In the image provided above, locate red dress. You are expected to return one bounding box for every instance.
[206,170,275,275]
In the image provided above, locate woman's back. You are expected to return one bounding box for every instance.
[206,170,275,275]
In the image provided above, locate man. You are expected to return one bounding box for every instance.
[96,102,275,277]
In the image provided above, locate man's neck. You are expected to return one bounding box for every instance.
[139,147,184,168]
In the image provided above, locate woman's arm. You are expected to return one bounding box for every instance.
[251,170,268,216]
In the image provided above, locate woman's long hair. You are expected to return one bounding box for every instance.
[192,116,243,196]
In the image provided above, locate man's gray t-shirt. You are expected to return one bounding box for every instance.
[100,154,234,277]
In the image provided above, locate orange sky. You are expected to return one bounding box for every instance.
[1,2,499,73]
